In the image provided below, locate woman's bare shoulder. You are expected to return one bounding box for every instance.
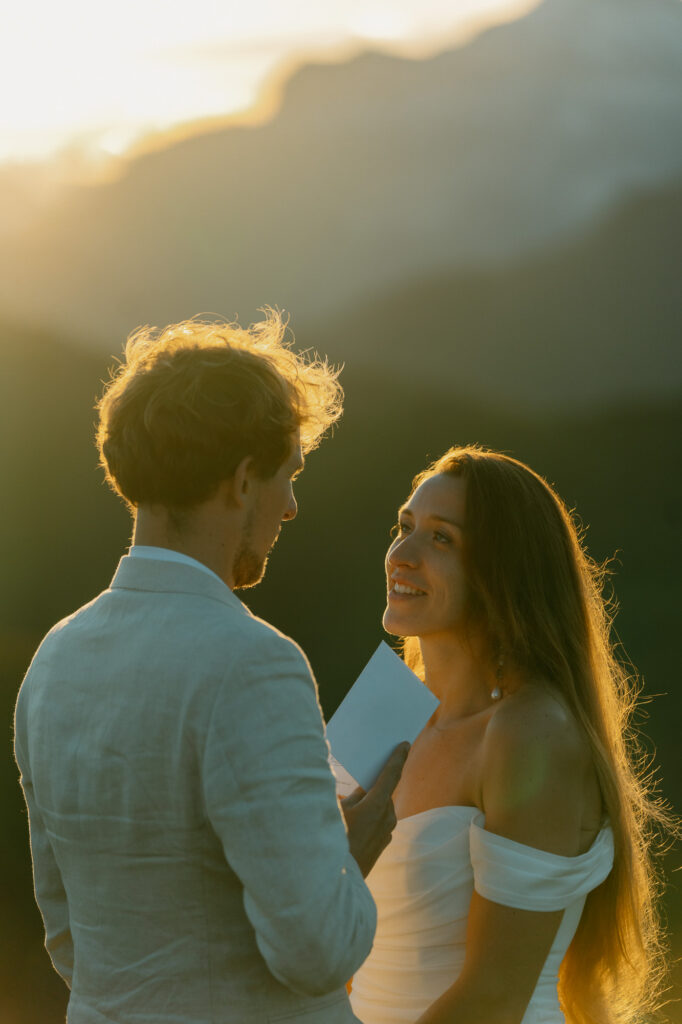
[480,683,594,853]
[486,683,587,756]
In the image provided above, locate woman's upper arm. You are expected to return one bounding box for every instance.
[457,893,565,1020]
[416,695,590,1024]
[416,890,565,1024]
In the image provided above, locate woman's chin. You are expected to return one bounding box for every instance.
[382,606,410,637]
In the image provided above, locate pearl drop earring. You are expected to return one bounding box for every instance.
[490,651,504,702]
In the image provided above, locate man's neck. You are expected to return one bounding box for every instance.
[132,500,239,588]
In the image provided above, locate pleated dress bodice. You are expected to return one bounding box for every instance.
[350,806,614,1024]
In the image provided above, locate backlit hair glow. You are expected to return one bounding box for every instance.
[96,310,343,509]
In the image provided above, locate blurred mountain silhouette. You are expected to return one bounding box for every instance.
[302,177,682,408]
[3,172,680,410]
[1,0,681,388]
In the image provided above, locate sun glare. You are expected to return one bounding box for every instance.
[349,9,415,41]
[0,0,541,170]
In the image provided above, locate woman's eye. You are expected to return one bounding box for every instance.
[391,520,410,537]
[434,531,451,544]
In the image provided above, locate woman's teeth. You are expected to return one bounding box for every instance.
[393,583,425,595]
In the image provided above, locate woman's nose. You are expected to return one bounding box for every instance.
[388,536,419,568]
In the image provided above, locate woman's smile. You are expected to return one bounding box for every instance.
[389,577,427,598]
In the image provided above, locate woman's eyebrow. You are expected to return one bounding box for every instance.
[430,514,464,531]
[398,508,464,531]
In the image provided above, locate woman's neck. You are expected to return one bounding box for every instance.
[420,633,502,722]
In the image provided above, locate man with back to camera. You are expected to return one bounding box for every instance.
[14,310,407,1023]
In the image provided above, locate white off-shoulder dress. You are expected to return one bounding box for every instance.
[349,807,614,1024]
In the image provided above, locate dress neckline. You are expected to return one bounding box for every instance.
[395,805,613,861]
[396,804,479,826]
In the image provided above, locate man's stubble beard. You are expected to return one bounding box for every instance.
[232,508,269,590]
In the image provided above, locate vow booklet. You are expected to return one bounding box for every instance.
[326,641,439,792]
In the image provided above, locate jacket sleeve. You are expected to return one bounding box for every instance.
[201,629,377,996]
[14,699,74,988]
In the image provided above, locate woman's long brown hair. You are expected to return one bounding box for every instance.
[401,446,676,1024]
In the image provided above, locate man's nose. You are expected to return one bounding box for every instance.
[283,494,298,521]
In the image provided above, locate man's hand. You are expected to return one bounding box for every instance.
[340,742,410,877]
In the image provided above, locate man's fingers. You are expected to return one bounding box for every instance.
[343,745,408,876]
[366,742,410,804]
[340,785,366,811]
[383,801,397,833]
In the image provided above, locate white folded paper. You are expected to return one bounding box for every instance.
[326,641,439,792]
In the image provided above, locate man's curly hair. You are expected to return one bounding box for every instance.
[96,309,343,509]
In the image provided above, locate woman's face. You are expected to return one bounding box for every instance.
[383,473,468,640]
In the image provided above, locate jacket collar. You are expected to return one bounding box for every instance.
[110,554,250,616]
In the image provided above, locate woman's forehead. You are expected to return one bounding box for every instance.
[406,473,466,518]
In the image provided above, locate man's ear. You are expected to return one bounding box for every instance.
[221,455,257,509]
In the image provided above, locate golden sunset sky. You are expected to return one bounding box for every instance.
[1,0,539,169]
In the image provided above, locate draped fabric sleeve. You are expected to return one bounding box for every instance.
[469,812,614,912]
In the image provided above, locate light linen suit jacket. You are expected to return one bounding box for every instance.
[14,556,376,1023]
